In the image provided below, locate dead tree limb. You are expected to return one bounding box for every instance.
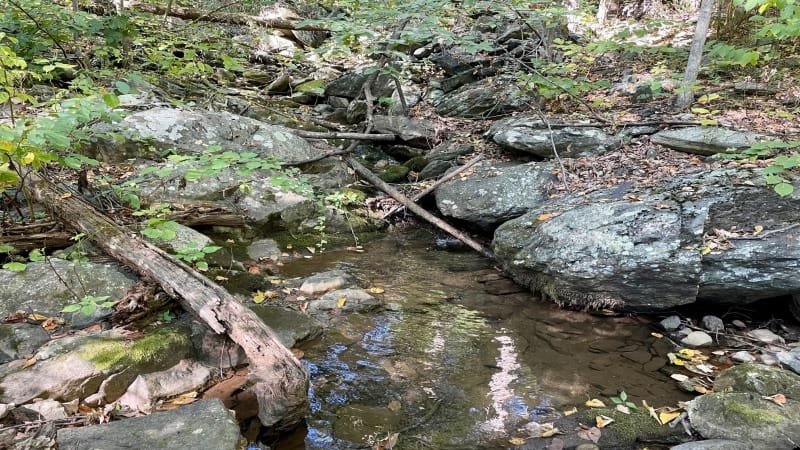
[382,155,483,219]
[129,3,328,31]
[23,171,308,430]
[345,156,494,258]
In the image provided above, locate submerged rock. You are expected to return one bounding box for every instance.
[57,398,240,450]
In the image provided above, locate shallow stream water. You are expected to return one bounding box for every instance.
[273,234,691,449]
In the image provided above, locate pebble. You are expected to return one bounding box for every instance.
[660,315,682,331]
[701,315,724,333]
[747,329,784,345]
[759,353,779,365]
[681,331,713,347]
[731,320,747,328]
[730,351,756,363]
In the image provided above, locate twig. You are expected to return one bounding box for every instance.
[382,155,484,219]
[533,108,571,191]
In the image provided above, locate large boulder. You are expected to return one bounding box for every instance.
[685,365,800,449]
[435,162,556,228]
[650,127,766,156]
[489,116,623,158]
[434,76,535,119]
[372,115,438,148]
[57,398,241,450]
[492,168,800,310]
[88,107,323,164]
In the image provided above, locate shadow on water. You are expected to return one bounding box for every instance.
[274,235,691,449]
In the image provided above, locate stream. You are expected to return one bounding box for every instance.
[272,234,692,449]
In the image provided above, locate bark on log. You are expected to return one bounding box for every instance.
[129,3,328,31]
[23,171,308,430]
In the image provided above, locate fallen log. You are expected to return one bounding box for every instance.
[23,171,308,430]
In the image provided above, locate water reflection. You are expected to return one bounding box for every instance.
[274,235,690,449]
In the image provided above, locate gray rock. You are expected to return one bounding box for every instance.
[246,238,281,260]
[249,305,323,347]
[0,258,137,328]
[299,270,356,295]
[493,168,800,311]
[730,351,756,363]
[659,315,682,331]
[0,323,51,363]
[89,108,322,164]
[489,116,622,158]
[682,331,713,347]
[57,398,240,450]
[310,288,380,314]
[142,222,213,254]
[324,65,396,99]
[434,76,535,119]
[435,162,556,228]
[747,329,784,344]
[651,127,765,156]
[117,360,213,413]
[23,399,68,420]
[713,363,800,398]
[759,353,780,365]
[418,159,452,180]
[775,347,800,375]
[372,115,437,148]
[686,392,800,449]
[701,315,724,333]
[0,325,192,405]
[670,439,750,450]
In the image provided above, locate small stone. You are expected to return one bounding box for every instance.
[701,315,725,333]
[747,329,784,345]
[731,320,747,329]
[775,347,800,375]
[730,351,756,363]
[299,270,354,295]
[23,399,67,420]
[758,353,779,365]
[681,331,713,347]
[660,315,682,331]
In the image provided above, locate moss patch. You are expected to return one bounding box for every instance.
[78,327,191,372]
[726,400,785,424]
[581,407,683,444]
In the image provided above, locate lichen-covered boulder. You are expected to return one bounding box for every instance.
[650,127,766,156]
[492,168,800,310]
[434,76,535,119]
[489,116,622,158]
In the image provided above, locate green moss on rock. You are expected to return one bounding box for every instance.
[79,327,191,371]
[378,164,410,182]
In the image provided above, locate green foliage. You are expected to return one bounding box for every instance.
[610,391,638,410]
[132,204,180,240]
[719,140,800,196]
[61,294,116,316]
[174,242,221,272]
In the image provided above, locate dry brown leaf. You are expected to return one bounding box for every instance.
[537,212,555,221]
[577,426,602,443]
[585,398,606,408]
[508,437,525,446]
[596,415,615,428]
[658,410,681,425]
[763,393,787,406]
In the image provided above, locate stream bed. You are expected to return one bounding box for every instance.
[273,234,692,449]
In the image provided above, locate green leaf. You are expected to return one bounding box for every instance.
[102,92,120,108]
[620,391,628,402]
[0,245,14,253]
[29,249,45,262]
[61,304,82,313]
[81,304,97,315]
[115,80,131,94]
[765,174,784,184]
[202,246,222,254]
[774,183,794,197]
[3,262,26,272]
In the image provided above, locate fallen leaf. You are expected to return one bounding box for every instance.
[306,246,316,254]
[508,437,525,446]
[247,266,261,274]
[540,423,561,437]
[585,398,606,408]
[754,225,764,235]
[659,410,681,425]
[537,212,555,221]
[270,278,282,285]
[252,291,266,304]
[337,296,347,308]
[61,192,72,199]
[563,407,578,416]
[299,302,308,313]
[286,243,293,249]
[651,332,664,338]
[596,415,614,428]
[577,425,602,443]
[671,374,690,382]
[764,393,787,406]
[27,313,49,321]
[368,287,385,294]
[215,275,229,281]
[21,357,37,368]
[615,404,631,414]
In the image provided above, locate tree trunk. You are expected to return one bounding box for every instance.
[676,0,715,109]
[23,171,309,430]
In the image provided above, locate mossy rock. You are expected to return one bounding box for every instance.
[713,363,800,398]
[78,326,192,372]
[378,164,410,182]
[579,407,686,447]
[404,156,429,171]
[295,79,325,95]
